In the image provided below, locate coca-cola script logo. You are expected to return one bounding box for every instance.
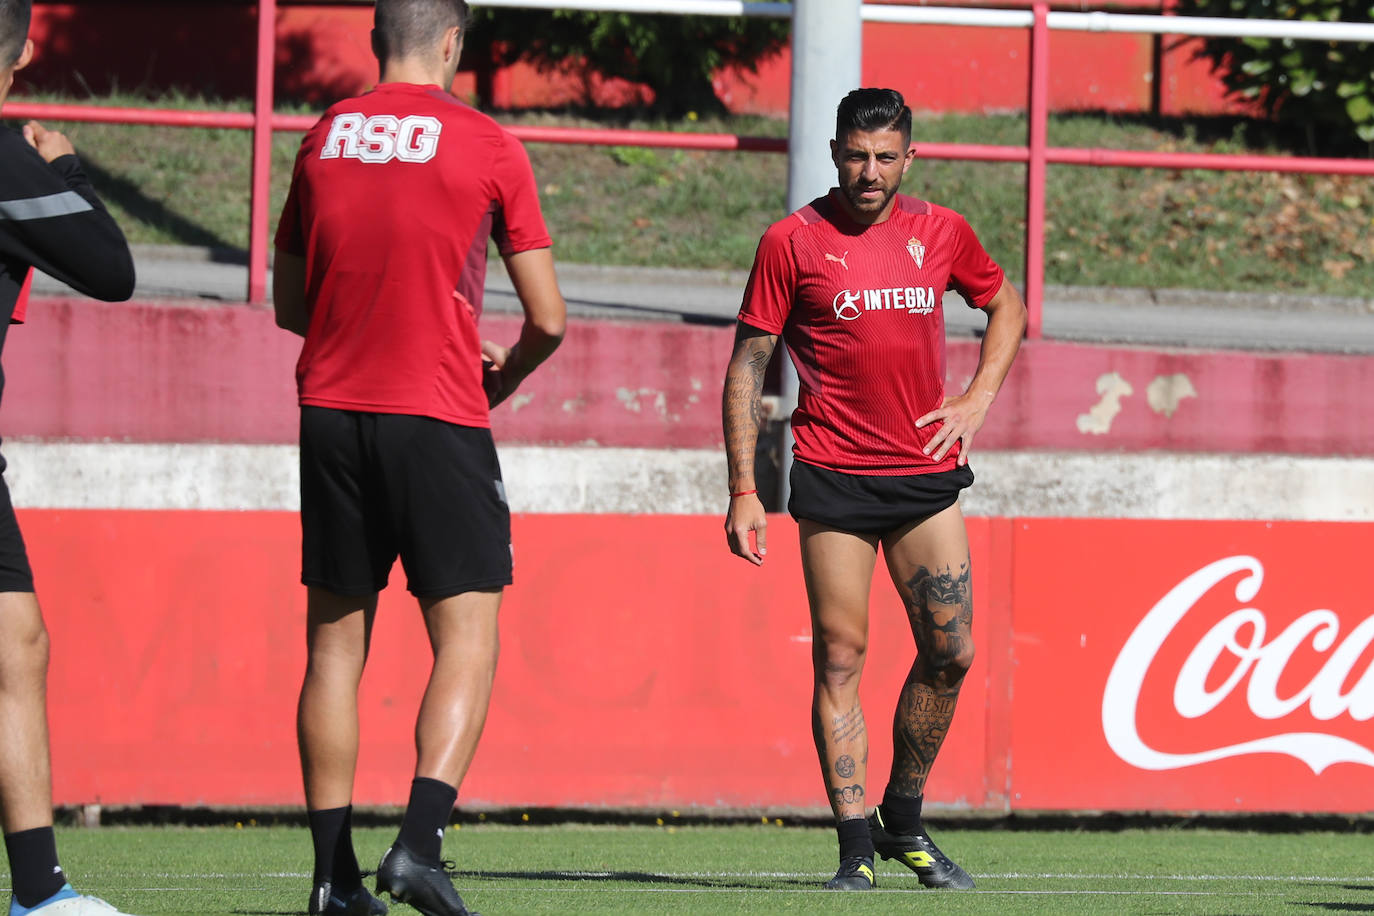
[1102,555,1374,775]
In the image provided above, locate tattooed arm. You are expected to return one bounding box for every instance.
[722,321,777,565]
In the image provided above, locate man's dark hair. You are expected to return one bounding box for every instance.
[374,0,470,62]
[0,0,30,69]
[835,88,912,144]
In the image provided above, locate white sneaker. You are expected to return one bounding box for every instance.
[8,885,138,916]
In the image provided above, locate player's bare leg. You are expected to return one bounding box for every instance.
[298,587,384,915]
[799,521,879,890]
[0,592,52,836]
[299,588,379,809]
[375,589,500,916]
[0,592,139,913]
[867,502,976,889]
[413,589,501,788]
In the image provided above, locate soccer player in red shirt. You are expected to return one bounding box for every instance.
[722,88,1027,891]
[274,2,565,914]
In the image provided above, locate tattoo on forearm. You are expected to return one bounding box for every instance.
[722,334,774,483]
[835,755,856,779]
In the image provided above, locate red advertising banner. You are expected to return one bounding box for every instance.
[24,510,999,813]
[1010,519,1374,813]
[25,509,1371,814]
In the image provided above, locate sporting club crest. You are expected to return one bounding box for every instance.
[906,237,926,269]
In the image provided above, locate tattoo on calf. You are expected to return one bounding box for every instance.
[830,703,867,744]
[891,681,961,796]
[835,755,856,779]
[830,784,865,807]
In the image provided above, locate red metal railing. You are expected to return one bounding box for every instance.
[8,3,1374,336]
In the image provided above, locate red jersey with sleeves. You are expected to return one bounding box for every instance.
[738,191,1004,475]
[275,83,551,427]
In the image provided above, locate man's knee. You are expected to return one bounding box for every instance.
[922,636,974,689]
[814,631,867,689]
[0,597,49,683]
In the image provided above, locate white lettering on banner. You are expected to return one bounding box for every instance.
[1101,555,1374,775]
[321,113,442,164]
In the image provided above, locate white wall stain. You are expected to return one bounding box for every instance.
[1146,373,1198,419]
[616,387,682,423]
[1077,372,1134,435]
[508,394,534,413]
[561,395,586,414]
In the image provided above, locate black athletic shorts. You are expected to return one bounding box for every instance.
[0,450,34,594]
[299,407,512,598]
[788,459,974,536]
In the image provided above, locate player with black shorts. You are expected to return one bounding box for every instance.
[273,2,565,914]
[722,88,1027,891]
[0,3,139,913]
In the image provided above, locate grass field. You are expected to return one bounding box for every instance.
[6,92,1372,299]
[32,821,1374,914]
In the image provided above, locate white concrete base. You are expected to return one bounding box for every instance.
[1,441,1370,521]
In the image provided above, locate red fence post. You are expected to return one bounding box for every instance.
[1025,2,1049,339]
[248,0,278,305]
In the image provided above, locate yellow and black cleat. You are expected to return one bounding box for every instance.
[869,807,975,889]
[824,856,876,891]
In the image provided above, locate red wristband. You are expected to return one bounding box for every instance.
[729,489,757,499]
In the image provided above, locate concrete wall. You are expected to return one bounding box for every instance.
[3,296,1372,521]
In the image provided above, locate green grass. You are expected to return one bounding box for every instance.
[34,822,1374,914]
[5,93,1372,297]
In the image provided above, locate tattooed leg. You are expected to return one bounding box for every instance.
[888,559,973,795]
[881,507,975,798]
[800,520,880,822]
[812,696,868,821]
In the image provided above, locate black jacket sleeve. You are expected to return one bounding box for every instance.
[0,127,136,305]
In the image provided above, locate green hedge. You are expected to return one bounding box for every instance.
[1176,0,1374,148]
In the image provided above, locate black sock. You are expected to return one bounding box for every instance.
[836,817,875,861]
[880,789,924,834]
[308,805,361,890]
[396,777,458,863]
[5,826,67,908]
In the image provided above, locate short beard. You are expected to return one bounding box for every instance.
[843,181,897,215]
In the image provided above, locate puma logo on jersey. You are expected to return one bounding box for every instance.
[321,112,443,164]
[832,286,939,319]
[824,251,849,269]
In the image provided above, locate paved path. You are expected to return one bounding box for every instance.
[31,244,1374,354]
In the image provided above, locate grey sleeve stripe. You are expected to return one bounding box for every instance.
[0,191,95,221]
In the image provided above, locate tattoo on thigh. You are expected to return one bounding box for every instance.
[835,755,856,779]
[905,560,973,679]
[830,784,865,807]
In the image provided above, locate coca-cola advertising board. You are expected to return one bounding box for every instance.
[1009,519,1374,812]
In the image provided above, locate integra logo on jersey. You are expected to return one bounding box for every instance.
[320,113,443,164]
[831,286,939,320]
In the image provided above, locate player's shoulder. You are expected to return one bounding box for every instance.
[760,194,838,242]
[0,125,33,159]
[893,194,972,227]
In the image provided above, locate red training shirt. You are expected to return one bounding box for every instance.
[738,191,1004,475]
[275,83,551,427]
